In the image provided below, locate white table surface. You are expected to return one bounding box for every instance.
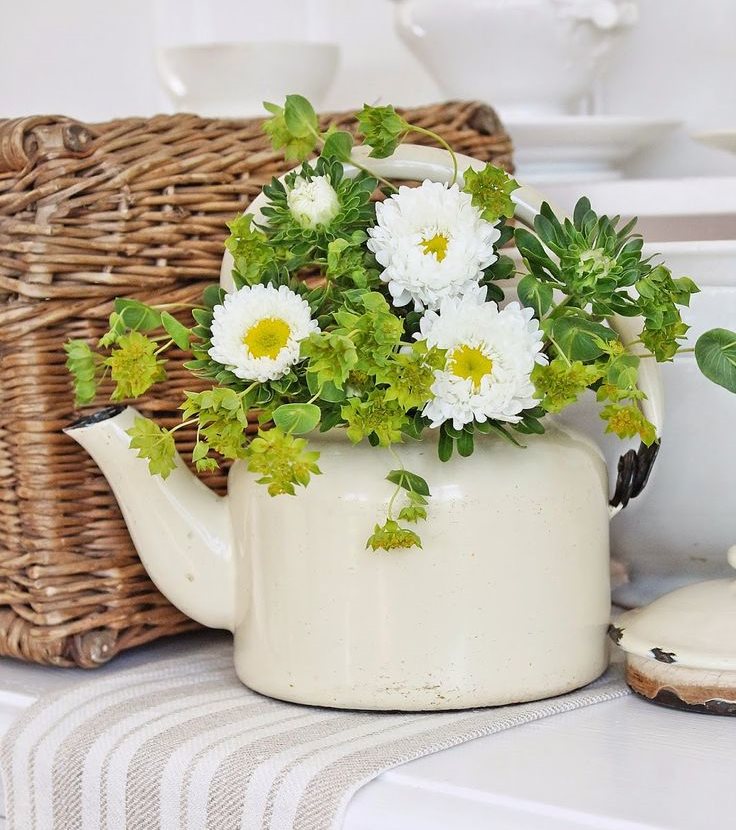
[1,633,734,830]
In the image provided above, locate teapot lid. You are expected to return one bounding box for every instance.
[613,547,736,671]
[611,548,736,714]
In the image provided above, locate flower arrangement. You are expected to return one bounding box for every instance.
[65,96,736,551]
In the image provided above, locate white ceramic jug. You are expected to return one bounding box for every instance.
[66,146,663,710]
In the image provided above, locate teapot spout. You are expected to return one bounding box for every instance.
[64,406,234,631]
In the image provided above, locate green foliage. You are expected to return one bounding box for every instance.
[517,273,552,318]
[462,163,519,223]
[246,427,321,496]
[546,316,617,362]
[106,331,166,400]
[64,340,101,405]
[65,93,735,559]
[695,328,736,393]
[342,391,406,446]
[366,519,422,551]
[263,96,319,161]
[272,403,321,434]
[332,291,404,375]
[600,403,657,446]
[375,341,444,411]
[325,237,377,289]
[386,468,431,497]
[126,416,177,478]
[532,359,604,413]
[302,331,358,389]
[514,198,697,355]
[260,157,377,266]
[356,104,408,158]
[180,388,250,468]
[321,129,354,163]
[225,213,289,288]
[161,312,191,350]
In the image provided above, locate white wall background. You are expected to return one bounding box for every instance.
[1,0,736,178]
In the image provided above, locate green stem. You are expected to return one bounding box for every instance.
[407,124,458,186]
[154,338,174,355]
[547,334,571,366]
[307,123,399,192]
[544,295,573,321]
[385,445,406,521]
[169,418,198,434]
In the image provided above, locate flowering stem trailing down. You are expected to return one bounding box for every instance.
[65,94,736,552]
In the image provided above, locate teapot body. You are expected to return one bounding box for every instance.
[228,423,610,710]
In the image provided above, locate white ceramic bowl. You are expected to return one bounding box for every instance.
[157,41,339,118]
[392,0,635,118]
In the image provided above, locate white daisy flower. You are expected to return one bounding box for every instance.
[208,284,318,382]
[367,180,501,311]
[417,286,547,429]
[286,174,340,229]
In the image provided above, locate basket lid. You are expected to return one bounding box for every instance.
[611,547,736,672]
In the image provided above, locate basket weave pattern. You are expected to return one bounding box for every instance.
[0,103,513,667]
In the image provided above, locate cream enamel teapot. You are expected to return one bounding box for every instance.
[66,146,663,711]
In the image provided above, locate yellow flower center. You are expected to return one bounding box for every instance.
[243,317,291,359]
[450,345,493,389]
[420,232,449,262]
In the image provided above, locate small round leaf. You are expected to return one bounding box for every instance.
[272,403,321,435]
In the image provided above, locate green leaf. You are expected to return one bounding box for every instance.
[695,328,736,393]
[160,312,191,350]
[272,403,322,434]
[438,426,454,462]
[462,163,519,222]
[517,274,553,317]
[306,372,345,403]
[64,339,100,405]
[386,469,431,497]
[365,519,422,551]
[283,94,318,138]
[548,316,617,362]
[322,130,354,162]
[114,298,161,332]
[356,104,408,158]
[262,100,317,161]
[126,416,177,478]
[457,429,474,457]
[202,284,225,309]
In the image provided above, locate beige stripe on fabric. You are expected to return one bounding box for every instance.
[52,674,233,830]
[126,695,277,830]
[7,642,225,829]
[36,656,229,830]
[204,712,373,830]
[1,638,629,830]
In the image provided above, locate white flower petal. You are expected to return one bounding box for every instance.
[286,175,339,229]
[367,180,501,311]
[208,283,318,382]
[417,294,546,427]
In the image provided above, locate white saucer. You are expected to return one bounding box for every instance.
[691,129,736,156]
[504,115,681,183]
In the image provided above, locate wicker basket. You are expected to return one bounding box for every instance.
[0,102,513,668]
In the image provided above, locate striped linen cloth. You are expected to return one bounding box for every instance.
[1,638,629,830]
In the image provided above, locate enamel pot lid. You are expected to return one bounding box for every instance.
[610,547,736,716]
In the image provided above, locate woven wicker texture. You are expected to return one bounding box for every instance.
[0,102,513,667]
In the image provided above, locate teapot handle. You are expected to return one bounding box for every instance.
[222,143,663,514]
